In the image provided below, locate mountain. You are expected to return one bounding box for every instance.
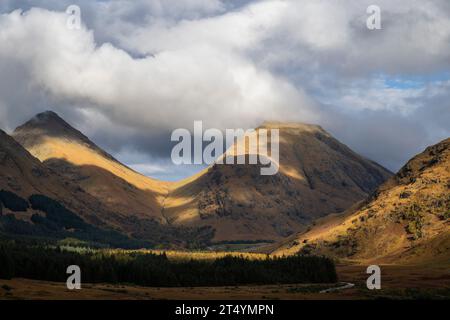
[0,127,213,248]
[0,127,106,222]
[13,111,171,223]
[163,122,392,242]
[12,112,392,244]
[272,138,450,264]
[0,127,128,244]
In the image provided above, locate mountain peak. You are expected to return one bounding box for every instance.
[13,110,91,148]
[34,110,60,120]
[260,121,328,135]
[12,110,122,166]
[18,110,76,132]
[12,110,148,181]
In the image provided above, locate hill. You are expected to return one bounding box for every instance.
[164,122,392,241]
[273,138,450,264]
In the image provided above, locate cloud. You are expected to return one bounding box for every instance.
[0,1,449,179]
[253,0,450,76]
[0,7,316,129]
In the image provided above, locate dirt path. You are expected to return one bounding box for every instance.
[320,282,355,293]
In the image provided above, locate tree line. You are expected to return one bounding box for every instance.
[0,241,337,287]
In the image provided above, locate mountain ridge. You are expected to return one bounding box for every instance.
[13,111,171,223]
[14,111,152,178]
[164,121,393,241]
[10,111,393,242]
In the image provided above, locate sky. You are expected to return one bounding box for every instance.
[0,0,449,180]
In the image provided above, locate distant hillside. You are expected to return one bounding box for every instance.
[273,138,450,265]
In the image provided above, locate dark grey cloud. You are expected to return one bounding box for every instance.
[320,105,446,172]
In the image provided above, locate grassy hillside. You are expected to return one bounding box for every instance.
[273,138,450,265]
